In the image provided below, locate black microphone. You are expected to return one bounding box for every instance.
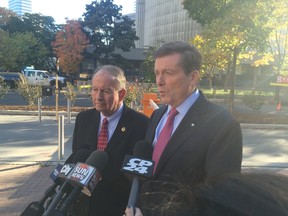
[20,184,58,216]
[20,149,91,216]
[121,140,154,209]
[43,149,91,216]
[50,150,109,216]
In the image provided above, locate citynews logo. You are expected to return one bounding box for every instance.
[122,155,154,178]
[60,164,74,176]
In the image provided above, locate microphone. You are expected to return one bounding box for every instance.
[121,140,154,209]
[43,150,91,216]
[66,150,108,196]
[56,150,91,182]
[20,184,58,216]
[49,150,109,216]
[20,149,91,216]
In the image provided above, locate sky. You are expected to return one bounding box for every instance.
[0,0,135,24]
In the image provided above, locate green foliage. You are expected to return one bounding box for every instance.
[16,74,42,108]
[183,0,278,112]
[141,46,156,83]
[191,34,230,77]
[242,91,267,113]
[82,0,138,67]
[0,31,49,71]
[265,0,288,74]
[0,9,60,70]
[62,82,77,105]
[141,41,165,83]
[0,7,18,28]
[21,13,59,48]
[182,0,232,26]
[0,77,9,99]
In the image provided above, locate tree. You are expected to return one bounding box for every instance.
[52,20,89,74]
[2,15,27,33]
[0,10,60,70]
[182,0,232,26]
[183,0,275,112]
[16,73,42,108]
[0,77,9,99]
[264,0,288,103]
[141,40,166,83]
[21,13,60,70]
[0,7,18,29]
[0,31,48,71]
[82,0,138,67]
[141,46,157,83]
[191,34,230,89]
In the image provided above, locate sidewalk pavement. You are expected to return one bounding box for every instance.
[0,113,288,216]
[0,114,73,216]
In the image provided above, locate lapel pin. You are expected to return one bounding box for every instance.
[191,123,195,127]
[121,127,126,132]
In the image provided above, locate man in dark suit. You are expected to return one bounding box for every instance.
[138,41,243,216]
[71,65,149,216]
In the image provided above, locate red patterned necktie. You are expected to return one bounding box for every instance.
[97,118,108,151]
[152,108,179,171]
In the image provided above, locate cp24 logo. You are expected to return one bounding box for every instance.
[123,157,154,175]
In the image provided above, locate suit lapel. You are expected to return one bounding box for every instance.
[146,106,167,143]
[105,105,131,152]
[91,110,101,151]
[154,94,208,175]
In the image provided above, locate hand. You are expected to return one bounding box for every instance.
[124,206,143,216]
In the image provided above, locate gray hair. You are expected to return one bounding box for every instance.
[92,65,127,90]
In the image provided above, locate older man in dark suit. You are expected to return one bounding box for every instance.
[138,41,242,216]
[71,65,149,216]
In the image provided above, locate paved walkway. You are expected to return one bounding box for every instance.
[0,115,73,216]
[0,114,288,216]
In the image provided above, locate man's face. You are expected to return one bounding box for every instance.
[91,70,125,116]
[154,53,198,107]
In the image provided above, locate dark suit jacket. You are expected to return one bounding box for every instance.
[71,104,149,216]
[141,92,242,215]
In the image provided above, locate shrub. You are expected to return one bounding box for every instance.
[242,91,267,113]
[16,74,42,108]
[63,82,77,106]
[124,82,153,108]
[0,78,9,99]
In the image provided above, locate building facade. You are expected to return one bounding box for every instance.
[8,0,32,16]
[135,0,202,48]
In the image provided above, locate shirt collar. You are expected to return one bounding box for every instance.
[167,88,200,116]
[100,103,124,122]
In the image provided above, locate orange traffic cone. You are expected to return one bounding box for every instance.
[276,101,282,111]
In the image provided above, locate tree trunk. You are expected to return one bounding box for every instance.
[228,47,239,113]
[224,61,232,92]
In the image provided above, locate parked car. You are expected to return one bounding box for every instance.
[0,72,21,89]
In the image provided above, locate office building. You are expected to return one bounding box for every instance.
[9,0,32,16]
[135,0,202,48]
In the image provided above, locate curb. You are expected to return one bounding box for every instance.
[1,110,287,130]
[0,110,79,117]
[240,123,288,130]
[0,160,66,166]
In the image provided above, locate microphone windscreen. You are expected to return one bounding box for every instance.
[72,149,91,163]
[133,140,153,159]
[85,150,108,172]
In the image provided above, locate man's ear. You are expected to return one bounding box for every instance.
[190,70,200,85]
[118,88,127,101]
